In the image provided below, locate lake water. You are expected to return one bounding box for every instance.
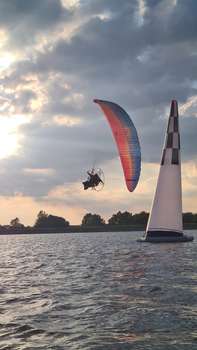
[0,231,196,349]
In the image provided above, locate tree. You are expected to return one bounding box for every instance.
[108,211,133,225]
[10,217,24,228]
[132,211,149,225]
[81,213,105,226]
[34,211,48,227]
[194,214,197,223]
[34,211,69,228]
[47,215,69,228]
[183,212,195,223]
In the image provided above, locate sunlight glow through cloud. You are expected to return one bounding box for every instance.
[0,53,15,71]
[0,116,27,159]
[53,115,83,126]
[61,0,80,9]
[180,96,197,117]
[94,12,112,21]
[137,0,146,26]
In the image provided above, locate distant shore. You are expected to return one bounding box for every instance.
[0,223,196,235]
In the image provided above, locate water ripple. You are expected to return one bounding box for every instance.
[0,231,196,349]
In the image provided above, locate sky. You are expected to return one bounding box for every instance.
[0,0,196,225]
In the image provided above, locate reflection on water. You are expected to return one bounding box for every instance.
[0,231,196,349]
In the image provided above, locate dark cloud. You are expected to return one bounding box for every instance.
[0,0,68,47]
[80,0,138,14]
[12,0,196,112]
[181,116,197,161]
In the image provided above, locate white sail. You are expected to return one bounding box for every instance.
[147,100,182,233]
[141,100,193,243]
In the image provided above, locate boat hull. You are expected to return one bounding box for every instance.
[137,233,194,243]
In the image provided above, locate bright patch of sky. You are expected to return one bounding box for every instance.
[0,115,27,159]
[180,96,197,117]
[136,0,146,26]
[94,11,113,21]
[53,115,83,126]
[0,53,15,72]
[61,0,80,9]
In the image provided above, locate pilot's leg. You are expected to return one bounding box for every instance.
[83,181,90,190]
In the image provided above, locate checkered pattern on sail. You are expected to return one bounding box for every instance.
[161,100,180,166]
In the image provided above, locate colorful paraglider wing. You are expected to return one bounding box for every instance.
[94,99,141,192]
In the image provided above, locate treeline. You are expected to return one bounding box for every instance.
[0,210,197,234]
[82,211,149,226]
[83,211,197,225]
[0,211,70,234]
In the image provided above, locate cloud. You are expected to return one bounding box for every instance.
[0,0,197,223]
[0,0,69,49]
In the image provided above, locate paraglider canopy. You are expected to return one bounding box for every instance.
[94,99,141,192]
